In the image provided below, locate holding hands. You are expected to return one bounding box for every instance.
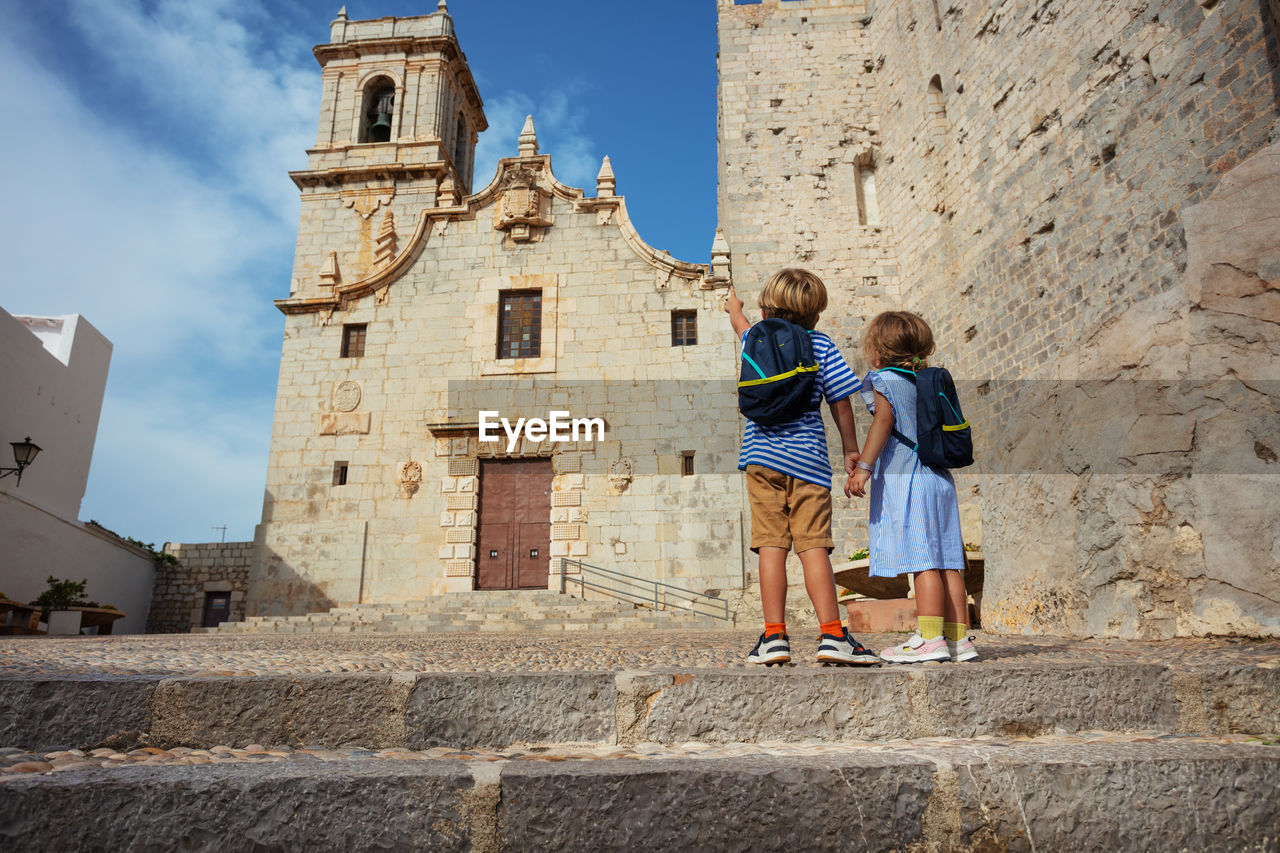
[845,468,870,499]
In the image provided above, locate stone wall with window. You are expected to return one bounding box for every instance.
[147,541,252,633]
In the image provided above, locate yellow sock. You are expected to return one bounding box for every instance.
[944,622,967,642]
[917,615,944,641]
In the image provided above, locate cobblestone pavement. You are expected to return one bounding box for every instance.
[1,630,1277,678]
[2,732,1275,777]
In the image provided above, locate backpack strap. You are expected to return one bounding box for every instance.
[740,350,768,380]
[876,367,918,451]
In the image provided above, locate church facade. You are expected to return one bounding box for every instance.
[248,6,742,616]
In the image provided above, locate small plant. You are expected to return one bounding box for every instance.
[32,576,88,615]
[848,547,870,561]
[964,541,981,552]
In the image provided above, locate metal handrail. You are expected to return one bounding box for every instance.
[558,558,730,621]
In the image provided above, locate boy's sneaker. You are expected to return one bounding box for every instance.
[948,635,979,662]
[879,632,950,664]
[816,629,881,666]
[747,632,791,666]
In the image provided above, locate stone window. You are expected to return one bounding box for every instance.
[333,461,349,486]
[681,451,696,476]
[453,111,469,184]
[359,77,396,144]
[855,158,880,227]
[671,310,698,346]
[926,75,950,138]
[498,290,542,359]
[341,324,367,358]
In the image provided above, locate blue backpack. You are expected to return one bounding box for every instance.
[738,318,820,426]
[879,366,974,469]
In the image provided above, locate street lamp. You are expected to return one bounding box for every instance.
[0,437,42,486]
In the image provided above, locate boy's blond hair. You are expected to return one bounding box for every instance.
[758,268,828,330]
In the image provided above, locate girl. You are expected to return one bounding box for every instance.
[844,311,977,663]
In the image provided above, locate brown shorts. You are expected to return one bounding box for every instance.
[745,464,834,554]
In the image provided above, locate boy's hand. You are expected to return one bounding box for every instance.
[843,451,861,477]
[845,468,871,498]
[723,286,744,315]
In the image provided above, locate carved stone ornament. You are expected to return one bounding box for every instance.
[608,458,634,493]
[341,187,395,220]
[333,381,362,412]
[374,209,397,268]
[398,459,423,499]
[496,166,552,242]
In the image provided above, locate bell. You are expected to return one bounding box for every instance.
[368,110,393,141]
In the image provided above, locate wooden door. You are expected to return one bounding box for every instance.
[475,458,552,590]
[202,592,230,627]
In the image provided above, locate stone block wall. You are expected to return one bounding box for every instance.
[717,0,902,559]
[871,0,1276,386]
[148,542,252,633]
[719,0,1279,636]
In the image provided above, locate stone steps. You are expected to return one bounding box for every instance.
[214,590,726,635]
[3,739,1277,850]
[2,658,1277,849]
[5,664,1276,752]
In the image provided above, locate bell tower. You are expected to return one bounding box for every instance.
[286,2,487,298]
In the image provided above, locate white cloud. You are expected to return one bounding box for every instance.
[475,84,601,193]
[0,1,317,544]
[64,0,317,226]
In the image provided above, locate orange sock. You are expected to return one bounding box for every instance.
[765,621,787,638]
[820,618,844,637]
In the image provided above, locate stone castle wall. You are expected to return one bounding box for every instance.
[719,0,1279,636]
[148,541,252,633]
[717,0,910,560]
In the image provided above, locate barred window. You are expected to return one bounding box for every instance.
[498,290,541,359]
[341,324,366,358]
[671,310,697,346]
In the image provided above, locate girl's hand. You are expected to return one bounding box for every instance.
[723,286,744,315]
[845,468,871,498]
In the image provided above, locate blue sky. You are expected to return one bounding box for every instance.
[0,0,718,547]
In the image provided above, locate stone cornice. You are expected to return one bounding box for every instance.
[289,161,448,190]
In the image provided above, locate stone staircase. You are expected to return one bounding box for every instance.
[3,638,1277,849]
[211,590,728,634]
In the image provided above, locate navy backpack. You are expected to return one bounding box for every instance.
[738,318,820,426]
[879,366,974,469]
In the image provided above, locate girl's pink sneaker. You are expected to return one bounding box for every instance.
[879,632,951,663]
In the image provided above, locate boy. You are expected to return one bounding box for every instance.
[725,268,880,666]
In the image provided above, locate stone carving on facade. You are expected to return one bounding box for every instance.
[608,458,634,493]
[319,250,341,287]
[438,175,459,207]
[398,459,422,499]
[495,165,552,243]
[333,381,362,412]
[374,210,396,268]
[341,187,395,220]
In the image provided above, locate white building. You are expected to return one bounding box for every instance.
[0,308,154,633]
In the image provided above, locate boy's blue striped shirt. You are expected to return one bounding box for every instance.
[737,328,860,489]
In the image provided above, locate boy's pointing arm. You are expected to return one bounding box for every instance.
[724,286,752,336]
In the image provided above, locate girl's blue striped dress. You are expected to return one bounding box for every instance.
[860,369,965,577]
